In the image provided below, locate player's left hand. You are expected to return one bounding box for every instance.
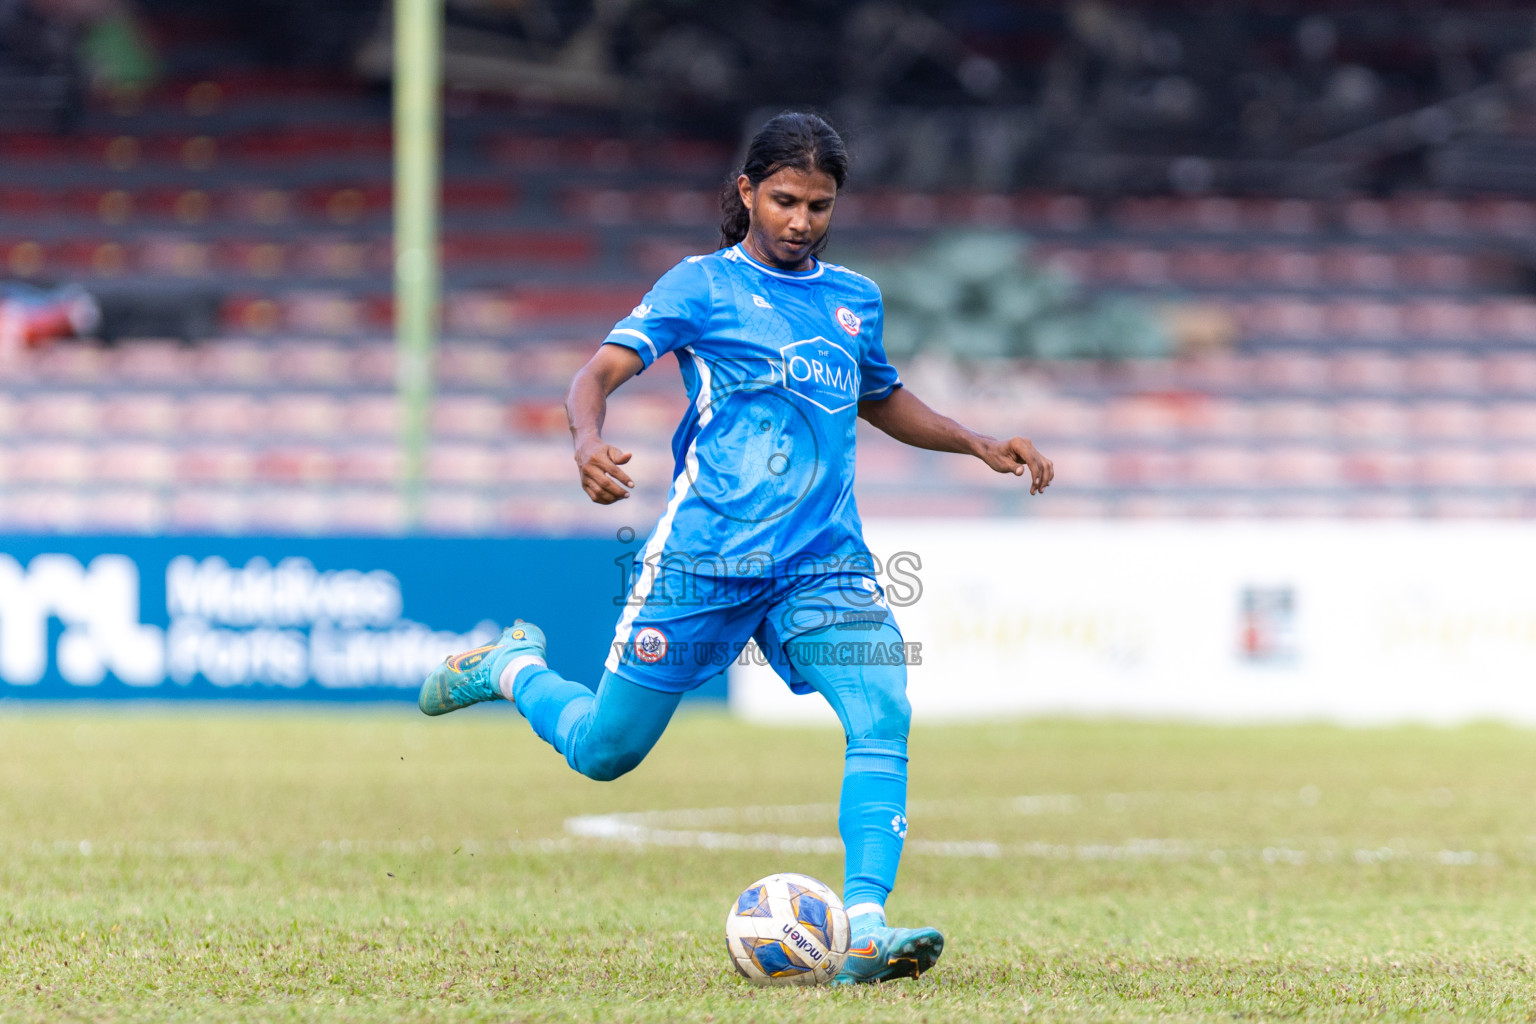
[979,436,1053,494]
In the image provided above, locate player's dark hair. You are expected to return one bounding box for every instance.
[719,112,848,256]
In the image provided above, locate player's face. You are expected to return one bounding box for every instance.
[738,166,837,271]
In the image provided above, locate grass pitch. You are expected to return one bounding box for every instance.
[3,708,1536,1022]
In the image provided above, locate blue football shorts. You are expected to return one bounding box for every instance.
[603,565,906,694]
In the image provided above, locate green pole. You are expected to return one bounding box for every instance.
[394,0,441,531]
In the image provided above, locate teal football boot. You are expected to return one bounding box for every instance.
[833,915,944,985]
[418,620,546,716]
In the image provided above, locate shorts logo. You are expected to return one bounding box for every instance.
[633,626,668,663]
[834,306,861,336]
[891,814,908,839]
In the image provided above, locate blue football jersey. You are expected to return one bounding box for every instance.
[601,243,902,578]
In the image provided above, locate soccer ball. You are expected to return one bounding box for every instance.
[724,872,850,985]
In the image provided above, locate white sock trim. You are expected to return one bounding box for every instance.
[845,902,885,922]
[498,655,547,701]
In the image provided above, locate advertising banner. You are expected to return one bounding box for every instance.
[731,521,1536,726]
[0,536,664,702]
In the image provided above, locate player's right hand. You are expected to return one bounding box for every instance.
[575,439,634,504]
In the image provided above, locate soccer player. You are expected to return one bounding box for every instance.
[420,112,1053,984]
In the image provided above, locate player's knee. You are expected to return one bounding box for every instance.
[572,744,645,782]
[854,680,911,744]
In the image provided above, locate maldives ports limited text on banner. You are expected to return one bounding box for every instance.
[0,537,617,701]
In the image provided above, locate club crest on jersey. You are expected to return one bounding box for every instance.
[778,336,860,414]
[633,627,668,663]
[834,306,861,337]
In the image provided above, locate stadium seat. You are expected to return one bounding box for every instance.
[1482,354,1536,396]
[1409,402,1484,441]
[1332,400,1410,440]
[343,395,399,438]
[176,446,255,485]
[270,341,353,386]
[419,489,494,534]
[428,443,499,486]
[168,489,251,533]
[95,443,175,485]
[1405,353,1483,394]
[194,341,272,384]
[5,488,87,531]
[437,344,514,387]
[1486,403,1536,440]
[181,393,261,436]
[1182,446,1259,486]
[1252,401,1329,439]
[101,393,179,437]
[331,489,406,534]
[432,394,507,439]
[1416,447,1496,487]
[329,442,399,484]
[88,488,167,532]
[263,394,344,438]
[1342,449,1414,486]
[18,392,99,437]
[11,442,91,483]
[1330,352,1406,394]
[1103,397,1180,438]
[1253,352,1330,392]
[1493,451,1536,487]
[1259,446,1343,487]
[502,441,579,484]
[255,446,338,484]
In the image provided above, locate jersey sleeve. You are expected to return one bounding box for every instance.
[601,257,711,371]
[858,292,902,401]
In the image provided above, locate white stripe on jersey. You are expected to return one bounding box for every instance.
[606,327,659,361]
[605,344,715,672]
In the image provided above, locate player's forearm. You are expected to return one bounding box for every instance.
[858,387,988,457]
[565,368,610,448]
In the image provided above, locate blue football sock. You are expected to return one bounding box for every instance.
[839,737,908,909]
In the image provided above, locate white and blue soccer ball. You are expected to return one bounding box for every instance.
[724,872,850,985]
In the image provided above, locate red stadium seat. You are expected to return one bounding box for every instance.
[437,344,515,387]
[254,446,338,484]
[343,395,399,439]
[88,489,167,532]
[270,341,353,386]
[1482,354,1536,396]
[1330,352,1406,394]
[181,393,261,436]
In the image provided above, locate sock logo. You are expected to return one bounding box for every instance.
[891,814,907,839]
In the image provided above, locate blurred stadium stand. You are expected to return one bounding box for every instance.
[3,1,1536,532]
